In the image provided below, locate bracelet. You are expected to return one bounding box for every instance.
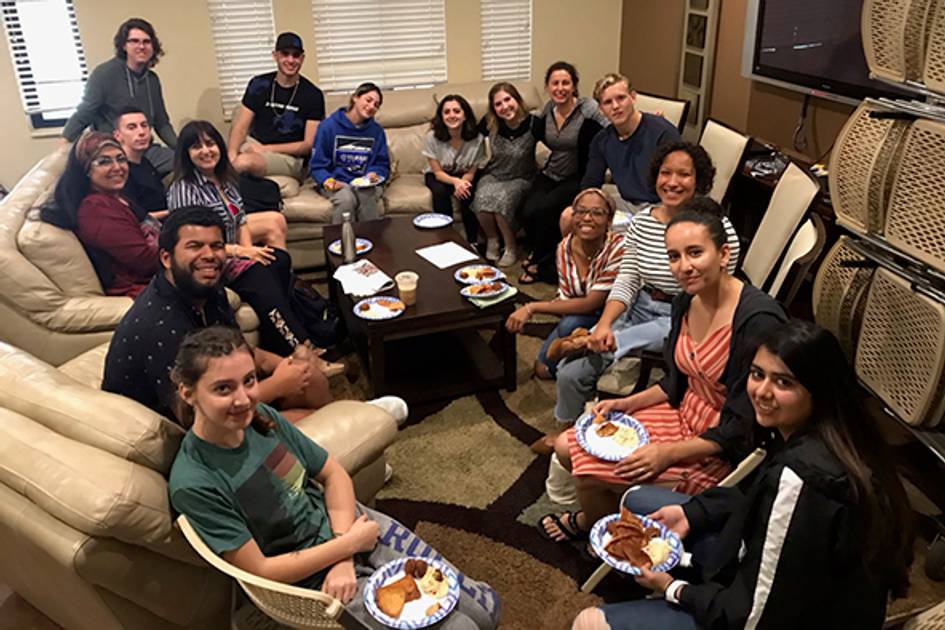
[664,579,688,605]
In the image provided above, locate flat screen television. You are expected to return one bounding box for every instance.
[741,0,913,105]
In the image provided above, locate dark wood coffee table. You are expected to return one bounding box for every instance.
[323,216,517,404]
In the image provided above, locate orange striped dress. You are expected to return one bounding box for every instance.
[567,317,734,495]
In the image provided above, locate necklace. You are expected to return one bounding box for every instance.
[269,77,300,119]
[574,237,602,262]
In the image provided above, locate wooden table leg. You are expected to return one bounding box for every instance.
[499,321,517,392]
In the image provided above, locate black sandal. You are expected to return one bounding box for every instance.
[538,511,588,543]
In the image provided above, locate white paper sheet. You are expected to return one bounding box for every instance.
[415,242,479,269]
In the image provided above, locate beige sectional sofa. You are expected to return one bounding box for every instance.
[272,79,545,268]
[0,341,398,629]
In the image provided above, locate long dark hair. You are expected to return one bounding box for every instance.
[758,320,913,597]
[431,94,478,142]
[44,146,91,230]
[667,197,728,249]
[173,120,237,187]
[113,18,164,68]
[170,326,275,433]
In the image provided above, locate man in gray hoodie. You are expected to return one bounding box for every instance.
[60,18,176,176]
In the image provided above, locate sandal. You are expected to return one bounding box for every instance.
[538,511,588,543]
[518,271,538,285]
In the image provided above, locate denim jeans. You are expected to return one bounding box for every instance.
[596,598,698,630]
[536,312,601,377]
[553,291,672,423]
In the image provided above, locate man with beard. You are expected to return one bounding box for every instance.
[102,206,332,424]
[228,32,325,180]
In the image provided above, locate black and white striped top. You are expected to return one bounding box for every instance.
[608,205,741,307]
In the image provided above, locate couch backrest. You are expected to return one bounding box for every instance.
[0,342,184,474]
[18,207,105,297]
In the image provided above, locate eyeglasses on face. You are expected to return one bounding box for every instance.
[572,207,609,219]
[126,37,152,47]
[91,154,128,168]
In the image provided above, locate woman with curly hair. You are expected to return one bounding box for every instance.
[532,142,742,454]
[423,94,485,243]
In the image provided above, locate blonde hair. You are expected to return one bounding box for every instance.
[593,73,633,102]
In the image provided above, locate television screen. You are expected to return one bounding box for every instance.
[750,0,912,102]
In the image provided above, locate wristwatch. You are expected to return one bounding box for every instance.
[665,579,688,605]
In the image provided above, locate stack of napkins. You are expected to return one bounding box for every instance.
[467,285,518,309]
[332,260,394,297]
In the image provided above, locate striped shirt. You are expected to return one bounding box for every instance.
[556,231,624,299]
[167,172,246,244]
[608,205,741,307]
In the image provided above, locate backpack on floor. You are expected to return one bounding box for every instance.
[288,276,343,348]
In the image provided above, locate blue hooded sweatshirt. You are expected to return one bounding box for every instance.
[309,107,390,185]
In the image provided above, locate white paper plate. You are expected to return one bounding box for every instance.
[589,513,683,575]
[363,557,460,629]
[353,296,406,320]
[453,265,505,284]
[412,213,453,229]
[460,282,509,299]
[328,237,373,256]
[574,410,649,462]
[350,175,385,188]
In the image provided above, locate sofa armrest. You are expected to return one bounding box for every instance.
[45,295,133,332]
[293,400,398,476]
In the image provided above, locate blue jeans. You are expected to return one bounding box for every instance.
[597,598,698,629]
[621,484,691,515]
[554,291,672,423]
[537,313,601,377]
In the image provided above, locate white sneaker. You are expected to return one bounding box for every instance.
[497,247,518,268]
[367,395,409,426]
[384,463,394,484]
[485,238,500,261]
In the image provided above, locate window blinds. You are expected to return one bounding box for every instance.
[311,0,447,92]
[480,0,531,81]
[1,0,87,128]
[207,0,276,117]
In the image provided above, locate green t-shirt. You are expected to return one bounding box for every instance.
[169,404,333,582]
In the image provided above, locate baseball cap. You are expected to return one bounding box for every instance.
[275,32,304,53]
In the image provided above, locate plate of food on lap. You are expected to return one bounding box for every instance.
[590,508,683,576]
[460,281,509,299]
[574,410,649,462]
[328,237,373,256]
[453,264,505,284]
[353,296,406,320]
[412,213,453,229]
[350,175,385,188]
[364,557,460,629]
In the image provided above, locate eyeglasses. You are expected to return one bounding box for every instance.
[91,154,128,168]
[126,37,152,47]
[572,207,609,219]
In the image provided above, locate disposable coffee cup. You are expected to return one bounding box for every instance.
[394,271,419,306]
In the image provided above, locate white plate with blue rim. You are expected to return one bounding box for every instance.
[460,281,509,299]
[453,264,505,285]
[353,296,406,320]
[363,557,460,629]
[574,410,649,462]
[350,175,385,188]
[590,512,683,575]
[328,237,373,257]
[412,213,453,229]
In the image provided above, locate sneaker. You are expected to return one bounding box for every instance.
[384,462,394,484]
[497,247,518,267]
[367,395,409,426]
[485,238,501,261]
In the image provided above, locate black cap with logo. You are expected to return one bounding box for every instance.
[275,32,304,53]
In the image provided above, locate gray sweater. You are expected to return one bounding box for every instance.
[62,57,176,147]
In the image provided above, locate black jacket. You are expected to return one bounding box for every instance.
[678,431,888,629]
[658,283,787,463]
[531,98,605,179]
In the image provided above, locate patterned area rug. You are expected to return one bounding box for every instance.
[324,277,945,629]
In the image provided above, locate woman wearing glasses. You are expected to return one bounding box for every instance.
[506,188,623,380]
[43,131,160,298]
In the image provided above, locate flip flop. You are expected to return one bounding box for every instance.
[538,511,588,543]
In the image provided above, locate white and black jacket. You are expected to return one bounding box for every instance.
[677,431,889,629]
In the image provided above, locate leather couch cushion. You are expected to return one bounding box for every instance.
[384,174,432,215]
[375,87,437,128]
[283,186,333,223]
[57,341,108,388]
[388,123,430,176]
[0,342,183,473]
[267,175,301,198]
[0,408,173,544]
[295,400,398,474]
[17,209,104,297]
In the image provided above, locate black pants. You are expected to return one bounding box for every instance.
[518,173,581,283]
[424,172,479,244]
[227,248,306,356]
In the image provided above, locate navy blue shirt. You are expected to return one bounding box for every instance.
[580,113,681,204]
[123,157,166,213]
[102,273,237,422]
